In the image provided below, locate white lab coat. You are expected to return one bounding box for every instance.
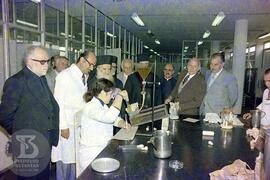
[78,97,120,174]
[51,64,87,163]
[257,89,270,126]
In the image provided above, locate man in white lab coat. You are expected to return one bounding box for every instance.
[51,50,96,180]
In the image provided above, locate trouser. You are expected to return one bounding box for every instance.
[56,161,75,180]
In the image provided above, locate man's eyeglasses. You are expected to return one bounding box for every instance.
[31,58,50,65]
[83,56,96,68]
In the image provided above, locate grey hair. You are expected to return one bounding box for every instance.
[23,45,47,64]
[188,57,201,70]
[121,59,133,69]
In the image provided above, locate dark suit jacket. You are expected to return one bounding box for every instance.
[170,70,206,115]
[0,67,59,146]
[124,72,162,108]
[160,77,177,102]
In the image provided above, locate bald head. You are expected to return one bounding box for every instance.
[187,58,200,75]
[76,50,96,74]
[24,46,49,76]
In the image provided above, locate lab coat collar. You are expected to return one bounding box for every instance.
[94,96,105,106]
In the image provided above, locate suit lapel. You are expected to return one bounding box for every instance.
[209,70,224,89]
[23,67,52,112]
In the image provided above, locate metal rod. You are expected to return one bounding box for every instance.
[151,60,157,132]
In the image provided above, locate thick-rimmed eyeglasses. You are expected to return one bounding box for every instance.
[31,58,50,65]
[83,56,96,68]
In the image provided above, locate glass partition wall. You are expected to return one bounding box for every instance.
[0,0,143,74]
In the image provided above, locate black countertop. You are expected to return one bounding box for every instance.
[79,119,257,180]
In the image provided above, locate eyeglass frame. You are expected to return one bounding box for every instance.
[83,56,96,68]
[31,58,50,65]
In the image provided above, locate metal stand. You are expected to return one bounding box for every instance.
[136,60,158,137]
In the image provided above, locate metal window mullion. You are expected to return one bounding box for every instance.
[104,16,107,54]
[124,29,126,59]
[94,9,98,55]
[2,0,10,79]
[40,0,45,46]
[64,0,69,57]
[82,0,85,51]
[112,21,115,49]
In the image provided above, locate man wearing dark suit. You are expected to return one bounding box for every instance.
[166,58,206,115]
[46,55,69,93]
[0,46,59,179]
[160,63,177,103]
[125,54,162,109]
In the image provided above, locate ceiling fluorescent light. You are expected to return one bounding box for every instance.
[198,41,203,45]
[106,32,116,38]
[212,11,225,26]
[203,30,211,38]
[258,32,270,39]
[16,20,38,28]
[131,12,144,26]
[150,49,154,52]
[155,39,160,45]
[144,45,149,49]
[30,0,41,3]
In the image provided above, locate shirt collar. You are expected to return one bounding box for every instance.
[212,68,223,78]
[70,64,83,78]
[186,73,196,79]
[164,77,173,81]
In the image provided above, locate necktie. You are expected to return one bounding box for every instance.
[82,74,86,85]
[268,90,270,100]
[178,74,189,94]
[208,73,216,88]
[182,75,190,85]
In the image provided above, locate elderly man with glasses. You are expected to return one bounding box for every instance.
[165,58,206,116]
[51,50,96,180]
[0,45,60,179]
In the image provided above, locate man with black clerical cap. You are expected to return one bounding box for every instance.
[124,54,162,109]
[87,55,123,91]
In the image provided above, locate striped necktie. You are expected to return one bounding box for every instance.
[82,74,86,85]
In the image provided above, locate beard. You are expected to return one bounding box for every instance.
[96,68,114,82]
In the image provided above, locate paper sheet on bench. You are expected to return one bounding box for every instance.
[112,126,138,141]
[183,118,200,123]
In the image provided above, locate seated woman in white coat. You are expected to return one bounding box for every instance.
[78,78,130,174]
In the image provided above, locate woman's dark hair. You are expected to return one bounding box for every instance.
[264,67,270,75]
[83,78,114,102]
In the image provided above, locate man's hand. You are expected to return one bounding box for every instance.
[165,97,172,104]
[61,128,70,139]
